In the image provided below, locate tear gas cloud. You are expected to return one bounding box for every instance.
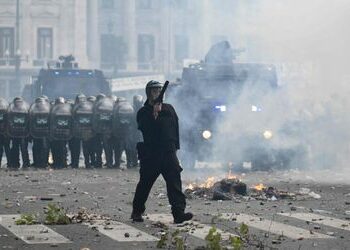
[170,0,350,173]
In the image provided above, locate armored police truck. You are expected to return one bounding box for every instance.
[23,55,111,101]
[171,41,304,171]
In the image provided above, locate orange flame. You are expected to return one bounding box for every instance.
[253,183,266,191]
[227,170,237,180]
[199,177,216,188]
[186,183,195,190]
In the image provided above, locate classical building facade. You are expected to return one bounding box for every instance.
[0,0,98,100]
[0,0,257,99]
[98,0,258,78]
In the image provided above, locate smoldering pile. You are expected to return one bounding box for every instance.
[184,177,296,201]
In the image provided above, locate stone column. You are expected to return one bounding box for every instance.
[123,0,137,71]
[87,0,100,69]
[74,0,88,68]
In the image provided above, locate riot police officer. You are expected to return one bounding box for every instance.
[7,97,30,169]
[131,81,193,223]
[0,98,10,167]
[50,97,72,169]
[83,96,103,168]
[68,94,86,168]
[30,97,50,168]
[113,100,137,168]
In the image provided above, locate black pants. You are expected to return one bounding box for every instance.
[83,135,102,168]
[102,135,113,167]
[9,138,30,169]
[132,151,186,217]
[114,137,138,168]
[0,135,10,167]
[50,140,67,169]
[32,138,49,168]
[69,137,81,168]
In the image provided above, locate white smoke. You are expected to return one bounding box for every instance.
[171,0,350,172]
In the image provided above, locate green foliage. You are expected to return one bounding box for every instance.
[239,223,249,237]
[205,226,222,250]
[44,203,70,225]
[156,232,168,248]
[15,214,37,225]
[172,230,185,250]
[229,236,243,250]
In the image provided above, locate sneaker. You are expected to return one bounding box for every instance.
[131,212,144,222]
[174,212,193,224]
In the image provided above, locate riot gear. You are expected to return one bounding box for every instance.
[113,101,137,168]
[133,95,144,112]
[7,97,30,138]
[92,96,114,135]
[145,80,163,98]
[75,94,87,104]
[55,97,65,104]
[0,98,9,135]
[29,97,51,138]
[29,97,50,168]
[96,93,106,102]
[87,96,96,103]
[92,96,114,167]
[0,98,10,167]
[50,101,73,141]
[73,100,94,140]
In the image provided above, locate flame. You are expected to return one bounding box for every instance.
[253,183,266,191]
[199,177,216,189]
[186,183,195,190]
[227,170,237,180]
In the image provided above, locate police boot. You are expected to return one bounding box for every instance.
[130,211,144,222]
[173,211,193,224]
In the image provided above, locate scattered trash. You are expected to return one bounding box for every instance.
[308,192,321,199]
[298,188,311,194]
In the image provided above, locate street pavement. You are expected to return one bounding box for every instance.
[0,166,350,250]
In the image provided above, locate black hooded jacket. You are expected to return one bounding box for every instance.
[137,101,180,152]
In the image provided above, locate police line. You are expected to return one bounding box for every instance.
[0,95,143,141]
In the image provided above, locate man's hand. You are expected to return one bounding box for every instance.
[153,103,162,119]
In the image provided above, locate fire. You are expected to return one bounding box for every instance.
[227,170,237,180]
[253,183,266,191]
[187,183,195,190]
[199,177,216,189]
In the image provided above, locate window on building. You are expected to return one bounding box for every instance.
[136,0,152,9]
[37,28,53,59]
[138,34,155,70]
[175,35,188,67]
[0,27,14,58]
[101,0,114,9]
[100,34,127,70]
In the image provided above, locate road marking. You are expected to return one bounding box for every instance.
[0,214,71,244]
[146,213,237,240]
[219,213,334,239]
[85,220,158,242]
[279,213,350,231]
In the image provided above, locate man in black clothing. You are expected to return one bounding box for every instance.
[131,80,193,224]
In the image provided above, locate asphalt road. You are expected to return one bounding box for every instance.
[0,166,350,250]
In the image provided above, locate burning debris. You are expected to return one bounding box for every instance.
[184,172,296,201]
[185,172,247,200]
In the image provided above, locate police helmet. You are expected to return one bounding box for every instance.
[13,96,24,103]
[145,80,162,97]
[87,96,96,103]
[96,93,106,101]
[75,93,87,104]
[55,97,65,104]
